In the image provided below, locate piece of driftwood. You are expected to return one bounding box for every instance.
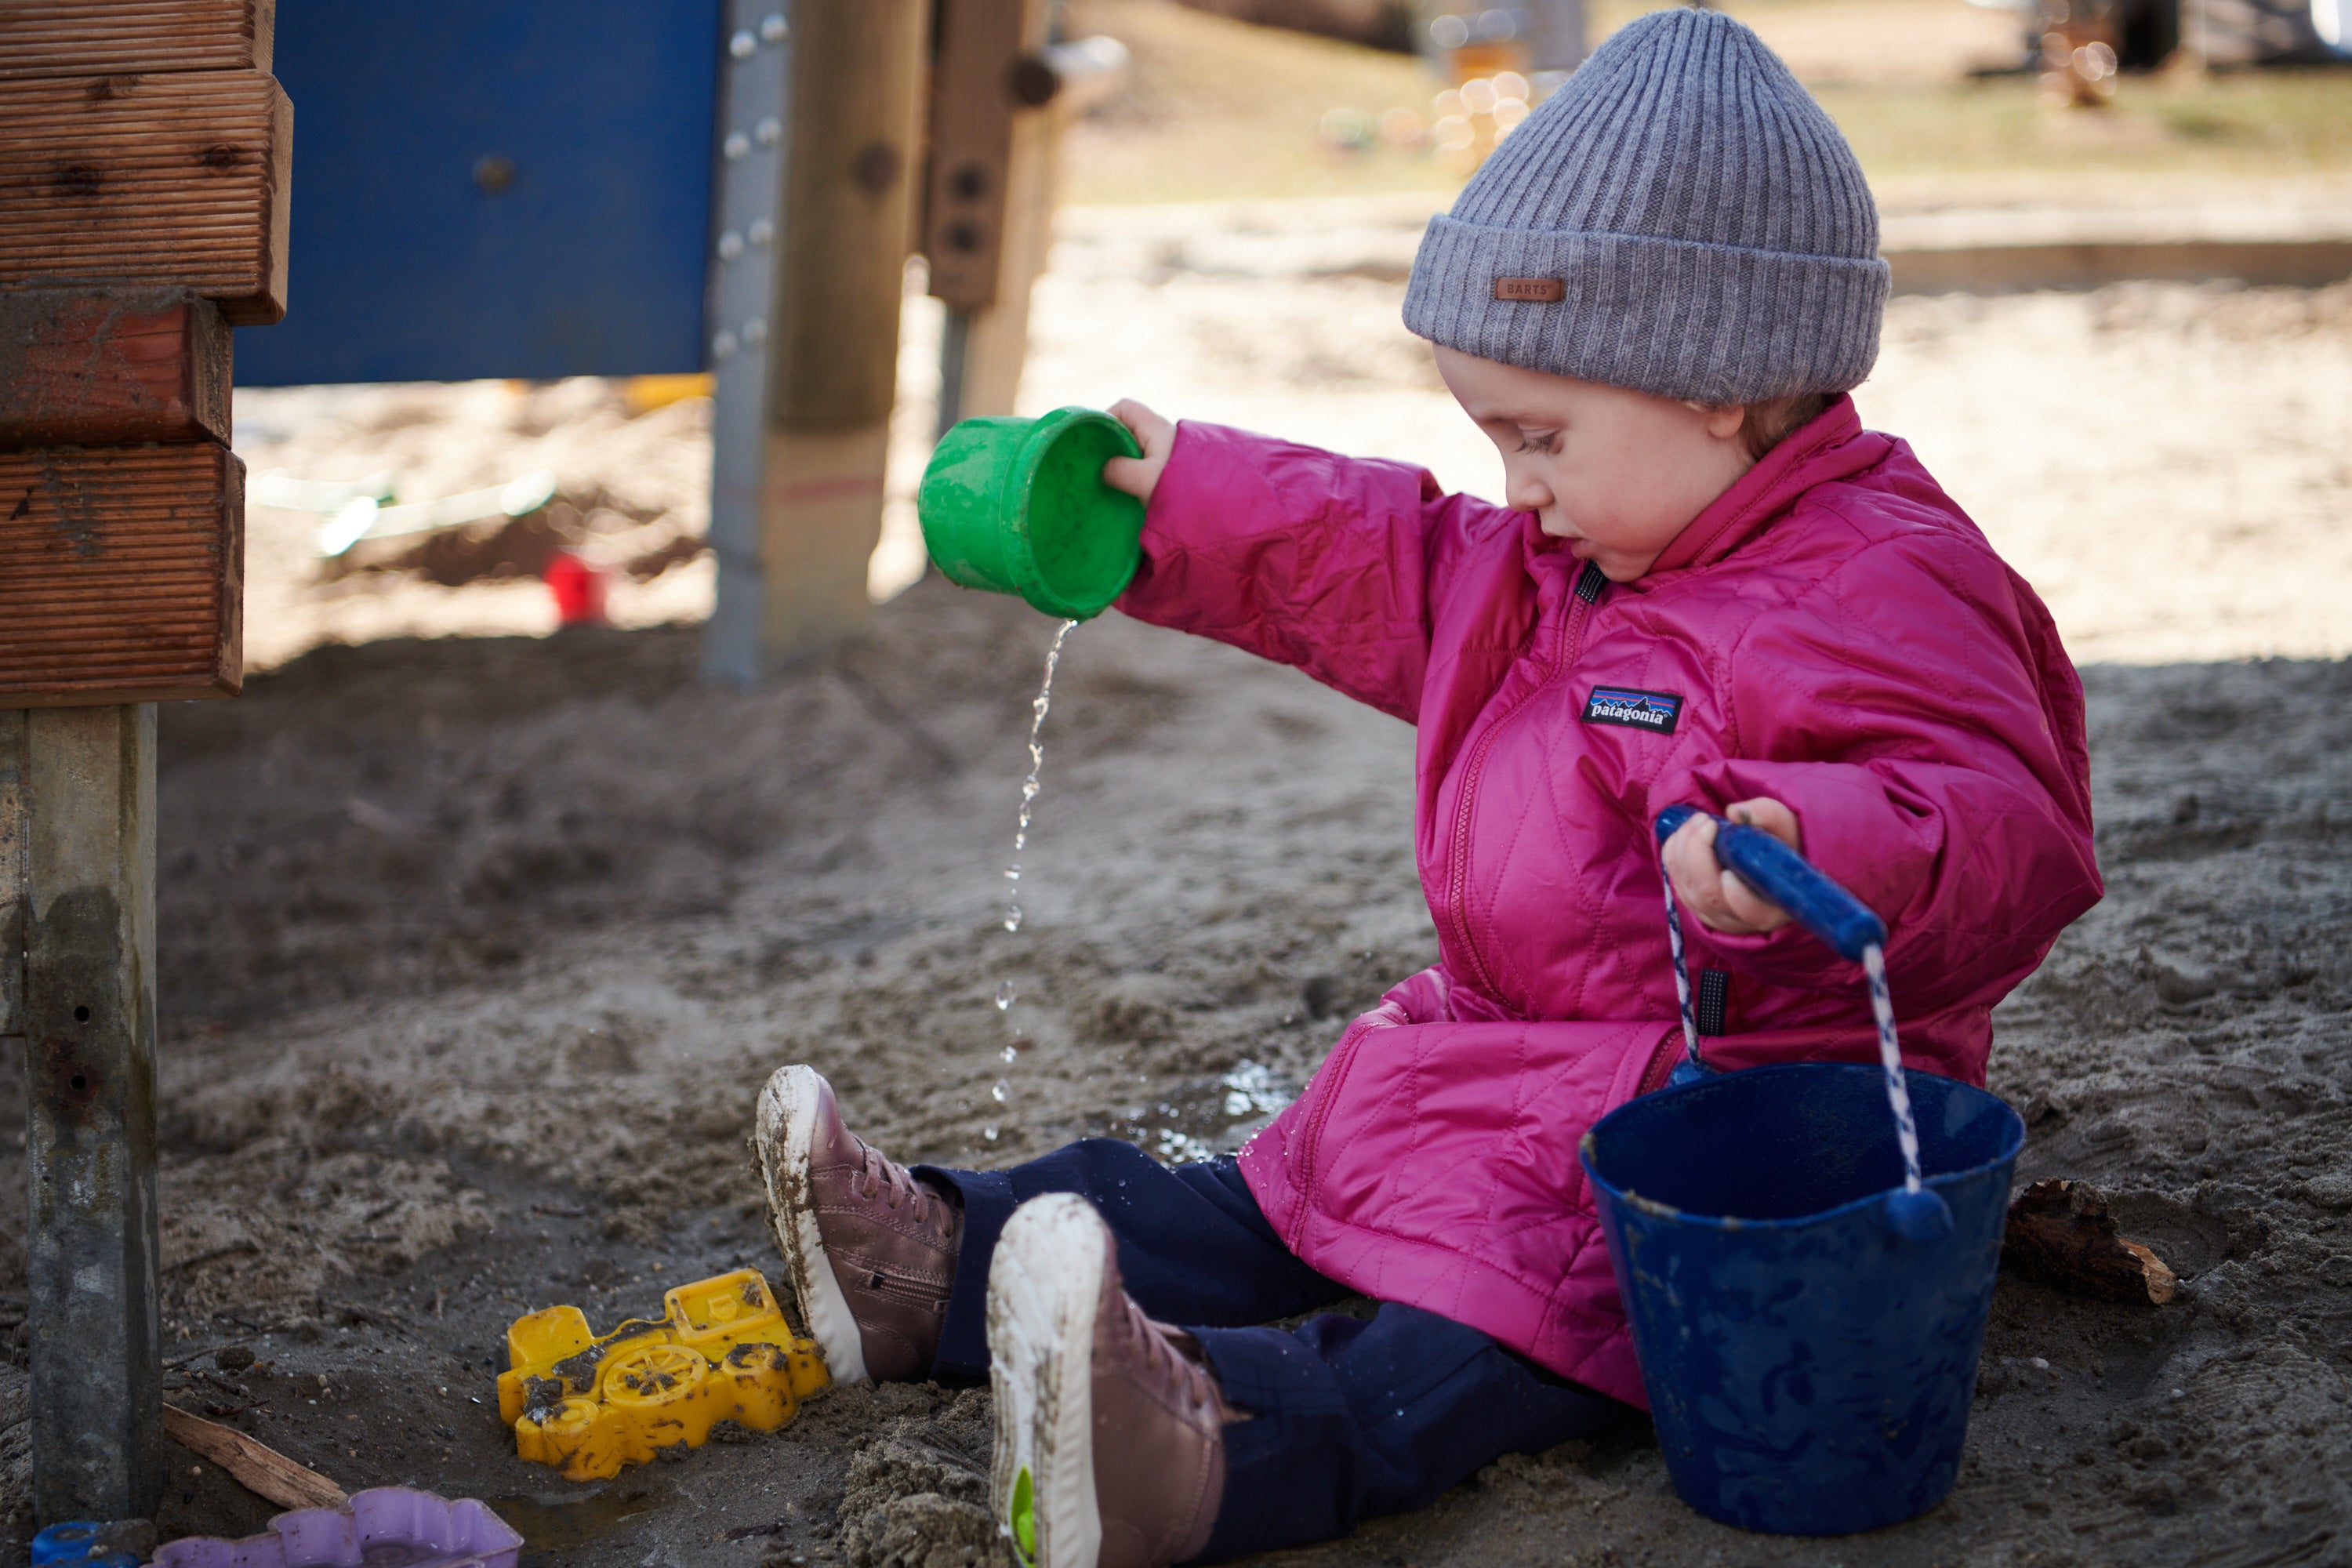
[0,289,230,448]
[162,1405,346,1512]
[0,443,245,706]
[0,1,274,80]
[2002,1178,2178,1305]
[0,70,290,325]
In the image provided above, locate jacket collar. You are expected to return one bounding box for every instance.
[1644,395,1892,578]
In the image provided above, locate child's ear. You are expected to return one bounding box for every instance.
[1697,403,1748,442]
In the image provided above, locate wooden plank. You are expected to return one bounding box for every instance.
[0,290,230,449]
[0,445,244,707]
[0,1,274,80]
[923,0,1035,313]
[0,710,22,1040]
[162,1406,344,1511]
[0,71,291,325]
[24,702,162,1521]
[0,3,271,81]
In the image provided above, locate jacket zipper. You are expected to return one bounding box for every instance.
[1282,1018,1370,1251]
[1287,559,1606,1247]
[1444,561,1604,1002]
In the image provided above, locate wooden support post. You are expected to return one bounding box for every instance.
[927,19,1127,431]
[2,3,273,1524]
[9,704,163,1523]
[0,711,24,1047]
[927,0,1053,430]
[706,0,927,684]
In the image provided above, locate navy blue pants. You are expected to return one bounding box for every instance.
[918,1138,1626,1562]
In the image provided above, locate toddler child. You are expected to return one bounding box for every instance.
[755,11,2101,1566]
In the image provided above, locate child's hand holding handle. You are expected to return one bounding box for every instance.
[1102,400,1176,504]
[1659,800,1889,959]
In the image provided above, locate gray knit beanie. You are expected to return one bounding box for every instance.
[1403,7,1887,404]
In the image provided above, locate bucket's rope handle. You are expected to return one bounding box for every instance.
[1652,803,1893,1074]
[1653,805,1706,1074]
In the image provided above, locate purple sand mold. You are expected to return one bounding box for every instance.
[151,1489,522,1568]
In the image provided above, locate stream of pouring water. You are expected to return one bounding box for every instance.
[986,618,1080,1142]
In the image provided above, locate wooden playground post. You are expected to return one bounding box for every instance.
[927,3,1129,430]
[706,0,927,684]
[0,0,279,1524]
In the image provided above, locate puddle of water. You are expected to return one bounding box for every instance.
[492,1486,666,1561]
[1138,1059,1298,1163]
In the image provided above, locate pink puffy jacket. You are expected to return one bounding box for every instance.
[1116,397,2100,1408]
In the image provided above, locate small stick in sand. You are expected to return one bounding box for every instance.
[162,1405,349,1511]
[2002,1178,2178,1305]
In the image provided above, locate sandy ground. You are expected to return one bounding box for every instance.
[0,584,2343,1568]
[227,197,2352,672]
[2,205,2347,1563]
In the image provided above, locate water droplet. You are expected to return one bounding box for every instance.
[1003,906,1022,931]
[983,1125,999,1142]
[1001,1044,1018,1064]
[996,981,1016,1011]
[991,1078,1010,1102]
[1004,863,1020,882]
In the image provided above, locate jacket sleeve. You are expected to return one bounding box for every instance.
[1654,528,2102,1015]
[1114,420,1523,725]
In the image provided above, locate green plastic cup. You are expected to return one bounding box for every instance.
[918,406,1145,620]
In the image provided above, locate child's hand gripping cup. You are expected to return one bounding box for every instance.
[919,407,1145,620]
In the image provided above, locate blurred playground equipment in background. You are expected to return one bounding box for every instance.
[239,0,1123,684]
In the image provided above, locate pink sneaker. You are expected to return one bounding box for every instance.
[988,1193,1233,1568]
[754,1064,962,1384]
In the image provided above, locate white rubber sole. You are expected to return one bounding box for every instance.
[753,1064,870,1385]
[988,1193,1107,1568]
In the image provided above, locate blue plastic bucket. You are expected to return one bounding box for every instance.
[1581,1061,2024,1535]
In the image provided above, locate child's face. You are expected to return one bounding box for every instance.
[1435,347,1757,582]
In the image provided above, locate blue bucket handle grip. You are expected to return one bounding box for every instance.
[1653,806,1886,962]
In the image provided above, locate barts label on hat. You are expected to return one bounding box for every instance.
[1583,686,1682,735]
[1494,276,1565,302]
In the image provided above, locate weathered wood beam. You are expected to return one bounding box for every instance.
[0,71,291,325]
[0,444,245,707]
[0,710,23,1044]
[923,0,1038,315]
[746,0,925,666]
[16,703,164,1523]
[773,0,925,431]
[0,1,274,80]
[0,289,230,449]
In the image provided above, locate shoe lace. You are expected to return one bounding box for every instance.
[1127,1296,1214,1413]
[850,1139,935,1226]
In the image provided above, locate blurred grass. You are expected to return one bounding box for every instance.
[1060,0,2352,208]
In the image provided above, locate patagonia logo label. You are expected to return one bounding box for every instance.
[1493,276,1565,302]
[1582,686,1682,735]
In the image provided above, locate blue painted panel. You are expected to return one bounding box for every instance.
[237,0,720,386]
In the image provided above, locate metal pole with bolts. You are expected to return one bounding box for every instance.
[705,0,797,688]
